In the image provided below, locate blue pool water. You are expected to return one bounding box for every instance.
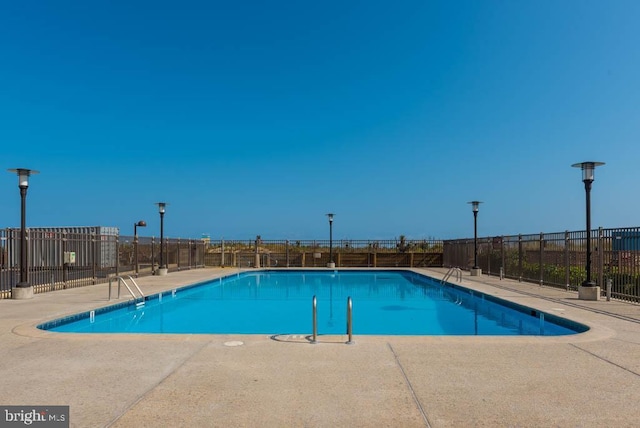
[40,270,587,336]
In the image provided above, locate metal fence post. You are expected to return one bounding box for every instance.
[500,236,505,280]
[486,238,491,276]
[598,227,604,289]
[8,229,15,292]
[564,230,570,290]
[151,236,155,275]
[539,232,544,286]
[62,231,67,287]
[518,234,523,282]
[286,240,290,267]
[115,236,119,277]
[197,239,200,268]
[91,232,97,284]
[177,238,181,271]
[134,232,139,277]
[166,237,170,271]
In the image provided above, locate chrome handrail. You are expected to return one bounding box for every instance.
[108,276,120,300]
[123,275,144,299]
[346,296,353,344]
[441,267,462,284]
[108,275,145,305]
[312,295,317,343]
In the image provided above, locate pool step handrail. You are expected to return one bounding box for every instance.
[311,295,317,343]
[123,275,145,300]
[346,296,354,344]
[311,295,354,345]
[108,275,145,306]
[441,267,463,284]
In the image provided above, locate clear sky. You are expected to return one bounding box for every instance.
[1,1,639,240]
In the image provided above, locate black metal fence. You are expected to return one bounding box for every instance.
[443,227,640,303]
[0,228,443,299]
[6,224,640,304]
[0,228,206,299]
[119,236,206,277]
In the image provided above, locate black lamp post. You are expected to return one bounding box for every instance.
[155,202,167,275]
[134,220,146,277]
[572,161,604,288]
[8,168,39,298]
[326,213,334,268]
[467,201,482,273]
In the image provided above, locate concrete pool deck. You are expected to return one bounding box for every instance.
[1,268,639,427]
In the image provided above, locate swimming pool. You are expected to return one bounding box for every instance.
[40,270,587,336]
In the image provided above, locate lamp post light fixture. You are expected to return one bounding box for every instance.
[155,202,168,276]
[133,220,146,277]
[572,161,605,300]
[326,213,335,268]
[467,201,482,276]
[7,168,39,299]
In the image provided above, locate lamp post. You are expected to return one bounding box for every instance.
[155,202,168,276]
[133,220,146,277]
[467,201,482,276]
[572,161,604,300]
[326,213,335,268]
[7,168,39,299]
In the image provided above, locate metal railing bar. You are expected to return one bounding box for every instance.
[346,296,353,345]
[312,295,317,344]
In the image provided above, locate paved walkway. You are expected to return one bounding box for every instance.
[1,268,639,427]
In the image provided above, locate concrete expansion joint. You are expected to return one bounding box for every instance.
[105,339,212,427]
[387,342,431,428]
[570,343,640,378]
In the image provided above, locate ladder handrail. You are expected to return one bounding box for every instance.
[441,267,463,284]
[346,296,353,344]
[108,275,145,303]
[310,295,354,345]
[119,279,139,301]
[122,275,144,299]
[108,276,119,300]
[311,295,317,343]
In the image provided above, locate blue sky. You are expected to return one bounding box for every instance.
[1,1,639,240]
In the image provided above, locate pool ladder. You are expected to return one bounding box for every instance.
[108,275,145,307]
[441,267,463,284]
[311,295,353,345]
